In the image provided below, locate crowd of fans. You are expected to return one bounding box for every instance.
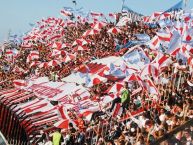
[0,20,158,89]
[0,10,193,145]
[35,61,193,145]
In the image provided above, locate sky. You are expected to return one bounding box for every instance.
[0,0,193,42]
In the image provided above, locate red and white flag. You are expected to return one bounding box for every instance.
[50,35,62,41]
[5,49,14,56]
[166,32,181,55]
[52,42,62,50]
[156,31,172,42]
[51,49,66,57]
[54,119,70,129]
[39,62,48,68]
[13,80,27,89]
[182,28,193,42]
[148,35,160,50]
[107,27,121,34]
[60,10,72,17]
[90,11,104,17]
[142,78,158,95]
[82,29,100,37]
[12,66,25,73]
[140,64,159,80]
[106,83,124,93]
[27,51,39,63]
[73,45,88,51]
[143,16,150,23]
[29,61,40,68]
[54,106,78,129]
[72,38,89,46]
[48,60,61,67]
[109,13,117,19]
[63,53,76,63]
[92,22,106,30]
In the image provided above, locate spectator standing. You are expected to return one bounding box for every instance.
[52,128,63,145]
[110,82,131,114]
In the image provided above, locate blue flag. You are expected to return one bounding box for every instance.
[63,7,74,12]
[135,34,150,42]
[122,3,143,16]
[165,0,184,12]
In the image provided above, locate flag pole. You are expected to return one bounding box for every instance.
[121,0,125,11]
[184,0,188,9]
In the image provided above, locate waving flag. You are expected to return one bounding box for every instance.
[165,0,184,12]
[124,50,141,64]
[156,31,172,42]
[182,28,193,43]
[29,61,40,68]
[107,27,121,34]
[122,4,138,14]
[60,10,72,17]
[52,42,62,50]
[82,29,100,37]
[135,34,150,42]
[48,60,61,67]
[140,64,159,80]
[13,66,25,73]
[27,51,39,63]
[5,49,14,56]
[13,80,27,89]
[54,119,70,129]
[122,3,143,22]
[92,22,106,30]
[148,35,160,50]
[63,7,74,12]
[166,31,181,55]
[72,38,89,46]
[109,13,117,19]
[143,16,150,23]
[142,77,158,95]
[116,16,131,27]
[107,83,124,93]
[86,74,107,87]
[90,11,104,17]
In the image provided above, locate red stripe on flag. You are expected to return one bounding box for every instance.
[158,36,171,42]
[112,104,121,117]
[158,55,168,66]
[171,48,180,56]
[152,37,159,46]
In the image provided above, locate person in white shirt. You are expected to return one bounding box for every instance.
[159,109,166,122]
[127,111,147,129]
[160,73,169,85]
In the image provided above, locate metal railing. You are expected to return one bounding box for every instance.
[0,131,9,145]
[0,101,29,145]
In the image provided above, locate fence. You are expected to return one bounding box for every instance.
[152,118,193,145]
[0,131,9,145]
[0,98,29,145]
